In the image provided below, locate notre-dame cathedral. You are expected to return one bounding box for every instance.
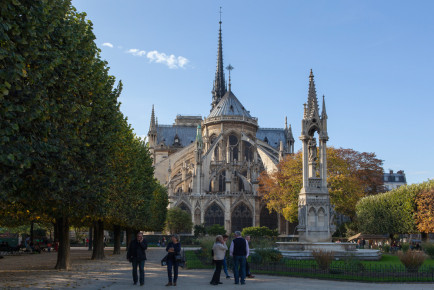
[148,19,299,234]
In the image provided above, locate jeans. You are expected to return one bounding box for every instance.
[211,260,223,284]
[233,255,246,284]
[132,259,145,285]
[223,257,229,277]
[167,259,179,283]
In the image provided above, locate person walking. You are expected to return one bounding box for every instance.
[166,235,181,286]
[210,235,228,285]
[245,235,255,278]
[222,234,231,279]
[229,231,249,285]
[127,232,148,286]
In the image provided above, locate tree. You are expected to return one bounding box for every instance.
[356,179,434,237]
[258,147,384,223]
[415,188,434,234]
[165,208,193,234]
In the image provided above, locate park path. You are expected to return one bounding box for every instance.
[0,247,432,289]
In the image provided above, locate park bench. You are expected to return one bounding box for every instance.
[0,244,21,256]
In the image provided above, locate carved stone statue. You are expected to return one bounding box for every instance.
[298,205,306,226]
[308,138,317,162]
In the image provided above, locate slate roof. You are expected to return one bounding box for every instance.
[256,128,287,150]
[208,90,252,118]
[156,125,197,147]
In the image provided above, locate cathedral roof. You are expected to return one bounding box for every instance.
[208,90,252,119]
[156,125,197,147]
[257,128,287,150]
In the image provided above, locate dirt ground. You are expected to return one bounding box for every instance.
[0,247,129,289]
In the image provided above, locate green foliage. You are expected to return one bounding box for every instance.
[382,244,390,253]
[0,0,167,268]
[250,248,283,264]
[342,255,365,272]
[206,224,226,236]
[193,224,207,238]
[241,226,278,238]
[356,181,424,235]
[165,208,193,234]
[197,236,217,262]
[422,243,434,259]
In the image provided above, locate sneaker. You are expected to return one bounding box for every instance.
[218,282,223,284]
[165,282,172,286]
[247,275,255,278]
[226,276,231,279]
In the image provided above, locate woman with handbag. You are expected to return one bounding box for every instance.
[165,235,181,286]
[210,235,228,285]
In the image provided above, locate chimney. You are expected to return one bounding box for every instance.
[389,170,393,174]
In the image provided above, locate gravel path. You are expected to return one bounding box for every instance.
[0,247,432,289]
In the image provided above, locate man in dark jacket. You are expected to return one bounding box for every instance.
[229,231,250,285]
[127,232,148,286]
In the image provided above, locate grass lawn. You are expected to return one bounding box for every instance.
[185,250,434,282]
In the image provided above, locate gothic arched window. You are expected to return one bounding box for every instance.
[205,203,224,227]
[178,203,191,216]
[243,141,253,162]
[194,208,201,225]
[218,171,226,192]
[231,203,253,232]
[229,134,239,162]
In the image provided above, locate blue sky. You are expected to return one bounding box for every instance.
[71,0,434,185]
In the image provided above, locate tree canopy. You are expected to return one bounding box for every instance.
[356,179,434,236]
[258,147,384,223]
[0,0,167,269]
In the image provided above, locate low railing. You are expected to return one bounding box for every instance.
[185,250,434,282]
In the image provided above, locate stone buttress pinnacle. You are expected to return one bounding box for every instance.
[149,105,156,132]
[306,69,320,119]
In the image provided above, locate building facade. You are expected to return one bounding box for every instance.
[148,20,297,234]
[384,170,407,191]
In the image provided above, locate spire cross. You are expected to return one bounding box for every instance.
[226,64,234,90]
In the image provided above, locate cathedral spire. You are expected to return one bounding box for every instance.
[306,69,320,120]
[149,104,156,132]
[211,8,227,110]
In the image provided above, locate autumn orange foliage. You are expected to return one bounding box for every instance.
[258,147,384,223]
[415,189,434,233]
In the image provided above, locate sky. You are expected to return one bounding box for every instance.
[71,0,434,185]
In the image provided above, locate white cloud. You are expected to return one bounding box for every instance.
[127,48,147,57]
[102,42,114,48]
[126,48,189,69]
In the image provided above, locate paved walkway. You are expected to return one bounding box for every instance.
[82,248,431,290]
[0,247,432,289]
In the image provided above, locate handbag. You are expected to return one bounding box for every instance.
[161,254,168,266]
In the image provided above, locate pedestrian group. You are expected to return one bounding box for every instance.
[126,231,255,286]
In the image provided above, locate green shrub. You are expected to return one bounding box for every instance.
[422,242,434,259]
[253,248,283,264]
[343,255,365,272]
[397,250,427,272]
[194,224,207,238]
[197,236,216,262]
[241,226,278,238]
[206,224,226,236]
[401,243,410,253]
[312,249,334,270]
[382,244,390,253]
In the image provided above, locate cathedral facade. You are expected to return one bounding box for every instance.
[148,20,296,234]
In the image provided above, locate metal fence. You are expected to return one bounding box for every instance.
[185,251,434,282]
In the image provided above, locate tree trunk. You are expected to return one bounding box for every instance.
[113,225,121,255]
[55,217,71,270]
[91,220,105,260]
[30,221,34,242]
[126,228,132,251]
[88,226,93,251]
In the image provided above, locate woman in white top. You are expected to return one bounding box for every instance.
[210,235,228,285]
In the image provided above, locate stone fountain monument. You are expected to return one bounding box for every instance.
[277,70,381,260]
